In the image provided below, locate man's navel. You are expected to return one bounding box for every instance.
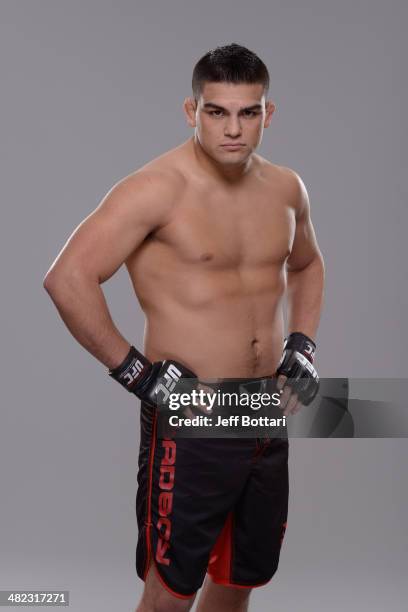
[251,337,261,361]
[200,252,214,262]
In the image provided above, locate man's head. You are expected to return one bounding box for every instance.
[184,43,275,166]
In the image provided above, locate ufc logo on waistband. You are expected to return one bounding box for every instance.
[155,364,182,402]
[123,359,145,386]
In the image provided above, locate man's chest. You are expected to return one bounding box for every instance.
[154,188,296,268]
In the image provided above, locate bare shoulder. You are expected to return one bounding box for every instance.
[120,161,186,208]
[257,157,310,215]
[103,157,186,229]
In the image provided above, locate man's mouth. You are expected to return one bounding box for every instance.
[220,143,245,150]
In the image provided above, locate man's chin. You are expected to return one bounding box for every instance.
[213,150,251,165]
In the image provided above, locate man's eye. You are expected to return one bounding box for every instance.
[210,110,223,117]
[243,110,256,117]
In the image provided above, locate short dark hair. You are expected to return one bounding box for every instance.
[192,43,269,99]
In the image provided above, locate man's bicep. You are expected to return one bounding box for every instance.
[286,172,321,271]
[46,172,174,284]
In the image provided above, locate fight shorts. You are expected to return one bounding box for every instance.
[135,376,289,599]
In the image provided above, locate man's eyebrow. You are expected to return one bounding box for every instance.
[202,102,263,112]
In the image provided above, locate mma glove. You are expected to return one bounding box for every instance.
[108,345,197,410]
[276,332,319,406]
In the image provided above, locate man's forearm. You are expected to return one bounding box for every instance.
[286,255,325,340]
[43,272,131,370]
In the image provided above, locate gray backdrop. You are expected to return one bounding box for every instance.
[1,1,407,610]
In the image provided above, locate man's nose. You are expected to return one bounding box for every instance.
[224,115,242,137]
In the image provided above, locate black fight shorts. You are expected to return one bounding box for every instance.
[135,378,289,599]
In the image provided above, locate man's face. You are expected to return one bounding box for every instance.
[185,81,275,165]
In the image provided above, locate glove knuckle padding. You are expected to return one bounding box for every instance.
[109,346,197,410]
[276,334,320,406]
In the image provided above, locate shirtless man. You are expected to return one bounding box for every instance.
[43,43,324,612]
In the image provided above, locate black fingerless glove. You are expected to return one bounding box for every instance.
[276,332,319,405]
[108,346,197,409]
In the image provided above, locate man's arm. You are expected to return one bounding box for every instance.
[43,170,177,369]
[273,171,324,415]
[285,171,325,341]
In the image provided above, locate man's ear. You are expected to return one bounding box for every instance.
[264,100,276,128]
[183,97,197,127]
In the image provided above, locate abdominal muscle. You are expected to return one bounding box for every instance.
[129,260,286,380]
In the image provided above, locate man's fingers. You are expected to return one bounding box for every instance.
[182,406,196,419]
[276,374,287,392]
[196,383,214,414]
[180,383,214,418]
[196,402,212,415]
[292,399,302,414]
[285,393,299,416]
[279,383,292,410]
[276,375,289,410]
[276,379,301,415]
